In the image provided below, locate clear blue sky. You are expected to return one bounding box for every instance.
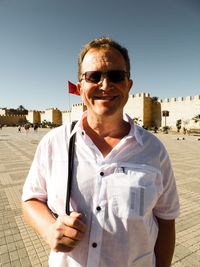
[0,0,200,111]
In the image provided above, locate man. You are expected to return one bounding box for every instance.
[22,37,180,267]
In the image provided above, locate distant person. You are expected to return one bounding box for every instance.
[22,37,180,267]
[0,124,2,130]
[24,124,30,133]
[18,126,21,133]
[33,124,39,132]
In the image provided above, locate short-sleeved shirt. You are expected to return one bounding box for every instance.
[22,113,180,267]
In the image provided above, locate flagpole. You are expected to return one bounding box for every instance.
[68,91,71,123]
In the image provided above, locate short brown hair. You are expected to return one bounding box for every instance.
[78,37,131,81]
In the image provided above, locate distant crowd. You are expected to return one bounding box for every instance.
[0,123,39,133]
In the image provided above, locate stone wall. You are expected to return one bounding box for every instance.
[70,103,86,122]
[0,109,6,115]
[160,95,200,130]
[124,93,161,127]
[62,110,71,124]
[0,115,27,126]
[26,110,41,124]
[1,93,199,130]
[125,94,144,123]
[42,108,62,125]
[62,103,86,124]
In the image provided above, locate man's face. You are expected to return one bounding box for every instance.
[78,47,133,119]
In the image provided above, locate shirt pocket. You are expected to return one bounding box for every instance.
[109,165,162,219]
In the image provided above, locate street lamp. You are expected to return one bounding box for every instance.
[162,110,169,127]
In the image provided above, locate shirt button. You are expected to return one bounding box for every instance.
[96,206,101,211]
[100,172,104,176]
[92,242,97,248]
[82,131,84,135]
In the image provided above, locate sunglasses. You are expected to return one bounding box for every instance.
[81,70,129,84]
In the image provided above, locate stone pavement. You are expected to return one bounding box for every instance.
[0,127,200,266]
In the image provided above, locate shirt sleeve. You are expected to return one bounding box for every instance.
[21,134,50,203]
[153,147,180,220]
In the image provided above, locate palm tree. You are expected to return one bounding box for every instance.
[18,105,26,110]
[151,96,159,102]
[17,105,28,115]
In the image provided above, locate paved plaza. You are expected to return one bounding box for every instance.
[0,126,200,266]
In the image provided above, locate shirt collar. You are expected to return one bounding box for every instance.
[124,113,144,146]
[70,111,143,146]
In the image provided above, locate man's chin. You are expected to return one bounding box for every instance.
[92,107,119,117]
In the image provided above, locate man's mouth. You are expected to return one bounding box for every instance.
[94,95,118,101]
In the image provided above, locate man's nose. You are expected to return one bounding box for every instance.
[99,75,110,90]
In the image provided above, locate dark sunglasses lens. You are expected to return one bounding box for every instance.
[83,70,127,83]
[108,71,126,82]
[85,71,101,83]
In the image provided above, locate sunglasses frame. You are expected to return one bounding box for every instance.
[81,70,129,84]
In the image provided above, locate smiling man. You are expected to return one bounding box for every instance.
[22,37,180,267]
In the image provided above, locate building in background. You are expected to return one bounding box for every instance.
[1,93,200,131]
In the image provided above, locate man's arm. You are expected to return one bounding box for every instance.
[154,217,176,267]
[22,199,86,252]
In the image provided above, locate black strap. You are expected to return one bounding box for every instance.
[65,121,77,215]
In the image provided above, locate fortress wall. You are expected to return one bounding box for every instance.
[62,111,71,124]
[125,93,161,127]
[151,101,161,127]
[43,108,62,124]
[26,110,41,124]
[2,93,199,130]
[0,109,6,115]
[35,112,41,123]
[70,103,86,122]
[160,95,200,129]
[42,109,53,122]
[124,93,144,123]
[143,96,152,127]
[0,115,26,125]
[26,112,34,123]
[52,109,62,125]
[40,112,45,122]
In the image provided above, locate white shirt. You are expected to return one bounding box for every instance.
[22,113,180,267]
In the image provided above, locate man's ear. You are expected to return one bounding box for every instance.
[76,82,82,96]
[128,79,133,92]
[77,82,82,96]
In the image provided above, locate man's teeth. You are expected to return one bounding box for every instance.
[95,96,117,100]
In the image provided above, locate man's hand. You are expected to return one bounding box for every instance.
[22,200,87,253]
[46,212,87,253]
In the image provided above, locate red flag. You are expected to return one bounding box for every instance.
[68,81,80,96]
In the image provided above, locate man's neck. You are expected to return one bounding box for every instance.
[84,113,129,138]
[82,114,130,157]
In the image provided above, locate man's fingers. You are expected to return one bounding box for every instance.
[50,212,87,253]
[70,211,82,218]
[59,213,86,233]
[59,235,79,248]
[52,237,78,253]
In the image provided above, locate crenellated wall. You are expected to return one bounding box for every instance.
[62,110,71,124]
[26,110,41,124]
[160,95,200,130]
[1,93,199,130]
[0,115,27,125]
[0,109,6,116]
[62,103,86,124]
[42,108,62,125]
[71,103,87,122]
[124,93,161,127]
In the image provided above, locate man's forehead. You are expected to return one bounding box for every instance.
[82,48,126,69]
